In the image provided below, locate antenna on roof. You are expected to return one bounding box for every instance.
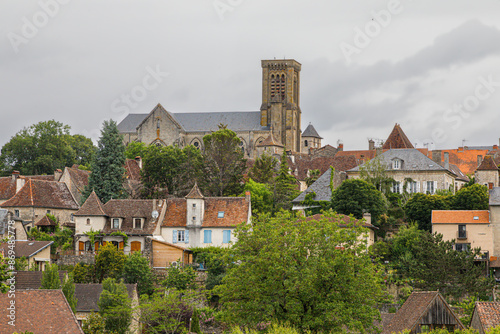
[424,142,433,149]
[462,139,467,147]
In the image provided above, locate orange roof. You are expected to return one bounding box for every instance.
[382,124,414,150]
[431,210,490,224]
[426,149,490,175]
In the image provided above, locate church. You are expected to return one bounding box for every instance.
[117,59,322,158]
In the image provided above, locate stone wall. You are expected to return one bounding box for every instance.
[56,253,95,266]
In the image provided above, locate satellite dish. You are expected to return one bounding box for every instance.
[152,210,159,219]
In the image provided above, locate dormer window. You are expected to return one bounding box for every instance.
[112,218,120,229]
[134,218,142,229]
[393,159,401,170]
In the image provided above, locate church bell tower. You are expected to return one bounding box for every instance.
[260,59,302,153]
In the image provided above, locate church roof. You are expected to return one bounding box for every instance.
[256,133,284,147]
[382,124,414,149]
[477,155,499,171]
[302,124,322,139]
[117,113,148,133]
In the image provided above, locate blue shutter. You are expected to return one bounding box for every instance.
[223,230,231,243]
[173,230,177,244]
[185,230,189,243]
[204,230,212,244]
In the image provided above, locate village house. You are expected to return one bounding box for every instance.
[0,209,27,240]
[58,165,91,205]
[0,290,83,333]
[475,155,499,189]
[0,240,53,270]
[470,301,500,334]
[382,291,464,333]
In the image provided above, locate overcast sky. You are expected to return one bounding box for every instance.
[2,1,500,151]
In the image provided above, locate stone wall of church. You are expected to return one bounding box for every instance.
[137,109,182,146]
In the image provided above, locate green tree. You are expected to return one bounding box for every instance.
[124,141,148,159]
[331,179,388,226]
[162,266,197,291]
[62,273,78,313]
[82,312,107,334]
[83,120,126,203]
[248,153,277,184]
[122,252,154,296]
[272,151,299,212]
[95,243,126,283]
[201,125,247,196]
[73,263,96,283]
[140,144,202,198]
[98,278,132,334]
[40,263,61,289]
[0,120,96,175]
[358,155,394,193]
[15,256,28,271]
[0,254,11,293]
[243,178,273,215]
[216,211,384,333]
[453,183,489,210]
[404,193,450,231]
[304,169,321,188]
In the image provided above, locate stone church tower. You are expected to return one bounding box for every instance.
[260,59,302,153]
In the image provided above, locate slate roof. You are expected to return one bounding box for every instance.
[13,271,67,289]
[117,113,148,132]
[0,290,83,333]
[382,124,414,149]
[101,199,164,235]
[162,197,250,227]
[432,210,490,224]
[75,283,137,312]
[302,123,322,139]
[75,190,107,216]
[292,167,334,203]
[0,240,53,258]
[35,215,57,226]
[477,155,499,171]
[473,302,500,332]
[383,291,464,334]
[490,188,500,206]
[348,149,449,172]
[448,164,470,182]
[1,179,79,210]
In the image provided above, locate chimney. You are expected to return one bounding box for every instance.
[11,171,20,182]
[245,191,251,202]
[432,150,442,164]
[363,212,372,225]
[54,169,63,181]
[444,152,449,170]
[16,177,25,193]
[368,139,375,151]
[478,155,483,167]
[338,143,344,152]
[135,156,143,169]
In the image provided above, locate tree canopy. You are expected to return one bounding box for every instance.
[248,153,278,184]
[272,151,299,212]
[83,120,126,203]
[98,278,132,334]
[216,211,384,333]
[453,183,489,210]
[0,120,95,175]
[404,193,451,231]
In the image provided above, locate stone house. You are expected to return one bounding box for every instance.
[475,155,499,189]
[382,291,464,333]
[58,165,91,205]
[74,191,165,255]
[118,59,319,157]
[0,240,53,271]
[0,178,80,229]
[431,210,492,256]
[0,290,83,333]
[470,302,500,334]
[0,209,27,240]
[160,184,251,248]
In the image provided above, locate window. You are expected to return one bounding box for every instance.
[223,230,231,244]
[426,181,435,194]
[47,210,51,214]
[173,230,189,243]
[392,159,400,170]
[304,140,308,147]
[192,216,196,222]
[409,182,417,193]
[70,214,74,222]
[14,210,19,217]
[218,211,225,218]
[192,203,196,208]
[458,225,467,239]
[112,218,120,229]
[86,218,90,225]
[193,141,199,148]
[204,230,212,244]
[178,230,185,242]
[455,243,470,252]
[134,218,142,229]
[392,182,400,193]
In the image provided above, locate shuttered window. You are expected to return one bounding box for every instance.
[131,241,141,252]
[204,230,212,244]
[223,230,231,244]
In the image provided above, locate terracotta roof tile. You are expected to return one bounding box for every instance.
[163,198,187,226]
[336,150,377,164]
[35,215,57,226]
[125,159,141,181]
[0,290,83,333]
[1,179,79,210]
[185,183,204,199]
[382,124,414,150]
[477,155,499,171]
[288,155,359,181]
[101,199,163,235]
[426,149,490,175]
[13,271,67,289]
[474,302,500,332]
[0,176,16,200]
[75,190,106,216]
[432,210,490,224]
[0,240,53,258]
[66,167,90,190]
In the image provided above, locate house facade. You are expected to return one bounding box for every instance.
[0,240,53,271]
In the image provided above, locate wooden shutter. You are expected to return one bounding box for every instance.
[434,181,438,194]
[119,241,124,250]
[102,241,107,246]
[94,242,99,251]
[173,230,178,244]
[185,230,189,243]
[79,241,84,251]
[131,241,141,252]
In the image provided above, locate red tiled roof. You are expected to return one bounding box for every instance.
[13,271,67,289]
[101,199,163,235]
[382,124,414,150]
[125,159,141,181]
[0,290,83,333]
[474,302,500,332]
[0,176,16,200]
[0,241,53,258]
[477,155,499,171]
[185,183,204,199]
[66,167,90,190]
[289,155,359,181]
[336,150,377,164]
[426,149,490,175]
[162,197,249,227]
[35,215,57,226]
[1,179,79,210]
[432,210,490,224]
[75,190,106,216]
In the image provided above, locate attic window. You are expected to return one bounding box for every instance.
[392,159,401,170]
[14,210,19,217]
[473,216,479,220]
[112,218,120,229]
[134,218,142,229]
[218,211,225,218]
